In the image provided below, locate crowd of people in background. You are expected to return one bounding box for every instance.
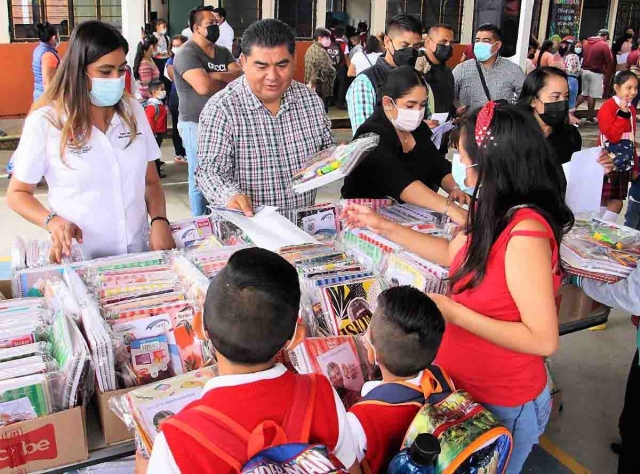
[6,7,640,473]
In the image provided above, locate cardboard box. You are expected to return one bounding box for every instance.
[0,406,87,472]
[96,387,135,446]
[557,284,606,327]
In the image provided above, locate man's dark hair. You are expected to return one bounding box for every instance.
[386,13,423,37]
[241,19,296,57]
[203,248,301,365]
[213,7,227,19]
[148,79,165,94]
[189,5,214,31]
[357,21,368,32]
[335,26,345,37]
[428,23,453,35]
[370,286,445,377]
[477,23,502,41]
[313,27,331,40]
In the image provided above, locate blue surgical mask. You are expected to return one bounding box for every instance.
[474,42,496,62]
[452,153,477,196]
[88,75,126,107]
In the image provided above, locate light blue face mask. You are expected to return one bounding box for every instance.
[88,75,126,107]
[452,153,477,196]
[474,42,496,62]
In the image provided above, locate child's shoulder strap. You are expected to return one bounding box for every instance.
[358,381,425,406]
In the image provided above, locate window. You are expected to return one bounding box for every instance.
[8,0,122,41]
[530,0,542,40]
[386,0,464,42]
[473,0,522,58]
[275,0,316,38]
[220,0,262,38]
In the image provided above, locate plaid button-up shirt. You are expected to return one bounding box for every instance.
[195,76,336,221]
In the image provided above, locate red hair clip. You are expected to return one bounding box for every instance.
[475,101,496,147]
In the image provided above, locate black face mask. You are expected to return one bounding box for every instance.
[392,45,418,67]
[201,24,220,43]
[433,44,453,63]
[538,99,569,127]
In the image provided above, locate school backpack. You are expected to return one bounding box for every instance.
[359,365,513,474]
[161,373,348,474]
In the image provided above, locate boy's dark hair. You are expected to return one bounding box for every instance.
[213,7,227,19]
[386,14,422,37]
[148,79,165,94]
[477,23,502,41]
[204,248,301,365]
[241,19,296,57]
[371,286,444,377]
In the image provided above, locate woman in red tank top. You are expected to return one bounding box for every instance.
[342,102,574,474]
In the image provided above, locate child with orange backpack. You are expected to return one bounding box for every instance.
[144,79,168,178]
[146,247,360,474]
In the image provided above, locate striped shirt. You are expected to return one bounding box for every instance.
[195,76,336,221]
[453,57,526,110]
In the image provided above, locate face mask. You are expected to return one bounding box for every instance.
[159,28,167,35]
[391,44,419,67]
[172,46,180,55]
[474,42,497,62]
[320,37,332,48]
[54,37,60,48]
[538,99,569,127]
[156,91,167,100]
[452,153,477,196]
[364,332,378,366]
[88,75,126,107]
[200,24,220,43]
[574,47,582,54]
[433,43,453,63]
[389,99,425,132]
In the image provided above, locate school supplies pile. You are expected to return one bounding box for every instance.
[11,237,85,272]
[109,366,218,451]
[379,203,457,238]
[292,134,380,193]
[170,216,250,248]
[385,252,449,294]
[289,336,374,409]
[0,287,93,425]
[279,244,385,338]
[80,252,210,389]
[295,203,340,242]
[188,245,253,279]
[561,217,640,281]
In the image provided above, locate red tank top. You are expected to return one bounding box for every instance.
[435,209,561,406]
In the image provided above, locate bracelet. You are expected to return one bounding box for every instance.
[44,212,58,230]
[443,197,452,217]
[150,216,170,226]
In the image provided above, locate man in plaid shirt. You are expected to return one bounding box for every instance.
[195,19,336,221]
[346,14,423,136]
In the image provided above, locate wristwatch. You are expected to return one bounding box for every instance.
[44,212,58,231]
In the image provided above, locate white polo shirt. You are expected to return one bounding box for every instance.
[147,364,357,473]
[216,21,234,52]
[13,98,161,260]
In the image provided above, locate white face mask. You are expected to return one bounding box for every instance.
[156,91,167,100]
[159,28,167,35]
[389,99,426,132]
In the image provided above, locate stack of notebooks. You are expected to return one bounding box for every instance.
[295,203,340,242]
[385,252,449,294]
[188,245,253,279]
[292,134,380,193]
[0,282,93,426]
[110,366,219,452]
[80,252,210,389]
[170,216,251,249]
[561,217,640,282]
[11,237,85,272]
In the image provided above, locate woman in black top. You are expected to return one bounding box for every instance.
[517,67,582,166]
[341,66,467,224]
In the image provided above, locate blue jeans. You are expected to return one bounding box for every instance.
[177,121,208,217]
[484,388,552,474]
[568,76,579,109]
[625,199,640,230]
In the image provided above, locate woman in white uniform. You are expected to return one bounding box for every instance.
[7,21,175,262]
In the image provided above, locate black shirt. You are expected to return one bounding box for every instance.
[341,108,452,201]
[424,60,455,114]
[546,124,582,165]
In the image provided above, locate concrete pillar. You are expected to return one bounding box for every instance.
[538,0,551,40]
[460,0,475,44]
[608,0,619,38]
[510,0,534,68]
[0,0,10,44]
[263,0,276,19]
[122,0,146,67]
[370,0,386,36]
[317,0,327,28]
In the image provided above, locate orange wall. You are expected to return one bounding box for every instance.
[0,42,68,117]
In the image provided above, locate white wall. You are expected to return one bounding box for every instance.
[0,0,9,44]
[371,0,386,36]
[150,0,167,20]
[347,0,371,27]
[122,0,146,66]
